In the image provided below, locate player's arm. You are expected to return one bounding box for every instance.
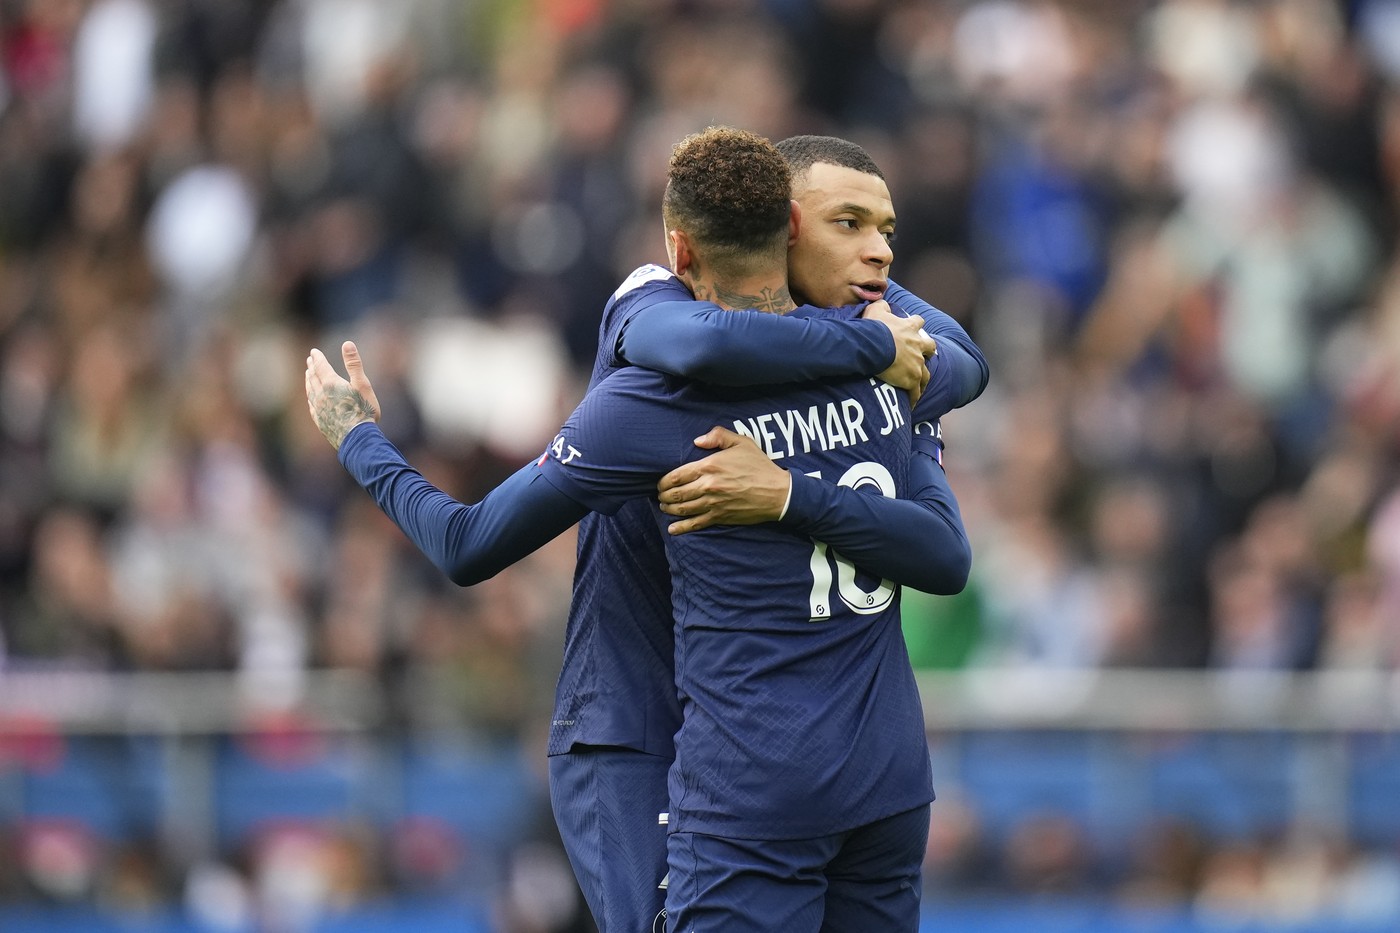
[885,280,990,411]
[780,450,968,595]
[307,342,587,586]
[657,429,970,595]
[617,294,932,395]
[338,424,587,586]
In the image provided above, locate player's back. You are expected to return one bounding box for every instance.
[539,305,934,841]
[657,363,931,841]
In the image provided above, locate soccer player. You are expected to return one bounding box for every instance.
[306,127,971,931]
[652,134,985,525]
[547,134,987,932]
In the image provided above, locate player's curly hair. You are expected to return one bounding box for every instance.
[776,135,885,183]
[663,127,791,272]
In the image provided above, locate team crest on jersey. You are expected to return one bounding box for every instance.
[652,908,666,933]
[612,263,675,300]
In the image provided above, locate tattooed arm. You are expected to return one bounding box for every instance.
[305,341,380,450]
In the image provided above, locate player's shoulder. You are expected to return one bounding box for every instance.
[600,264,690,336]
[556,367,689,472]
[611,263,682,302]
[595,265,690,373]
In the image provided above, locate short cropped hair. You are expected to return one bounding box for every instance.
[663,127,791,271]
[776,135,885,182]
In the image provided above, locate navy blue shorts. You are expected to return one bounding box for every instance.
[549,746,672,933]
[664,803,929,933]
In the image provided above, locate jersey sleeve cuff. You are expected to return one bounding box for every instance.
[776,470,825,531]
[777,471,795,521]
[337,420,384,467]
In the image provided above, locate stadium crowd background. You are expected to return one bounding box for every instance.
[1,0,1400,930]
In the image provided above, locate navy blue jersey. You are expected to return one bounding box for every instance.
[538,320,933,839]
[548,267,694,756]
[547,266,968,758]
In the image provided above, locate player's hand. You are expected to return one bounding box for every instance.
[657,427,790,534]
[863,299,935,404]
[305,340,381,450]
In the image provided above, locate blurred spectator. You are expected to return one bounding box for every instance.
[1117,818,1208,907]
[1000,811,1095,895]
[71,0,156,153]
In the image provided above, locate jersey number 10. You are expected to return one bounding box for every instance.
[806,461,898,621]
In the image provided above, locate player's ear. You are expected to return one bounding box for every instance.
[788,200,802,246]
[665,227,680,271]
[669,229,694,276]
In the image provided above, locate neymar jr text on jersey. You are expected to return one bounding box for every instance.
[732,380,906,462]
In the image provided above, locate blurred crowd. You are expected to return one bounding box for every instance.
[2,0,1400,927]
[924,803,1400,927]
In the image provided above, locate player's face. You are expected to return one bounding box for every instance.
[786,162,896,308]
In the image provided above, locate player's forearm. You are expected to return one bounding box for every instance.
[886,280,989,408]
[619,301,895,385]
[779,452,971,595]
[338,424,586,586]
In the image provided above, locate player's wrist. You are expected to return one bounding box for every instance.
[336,420,381,463]
[777,469,824,528]
[776,471,795,521]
